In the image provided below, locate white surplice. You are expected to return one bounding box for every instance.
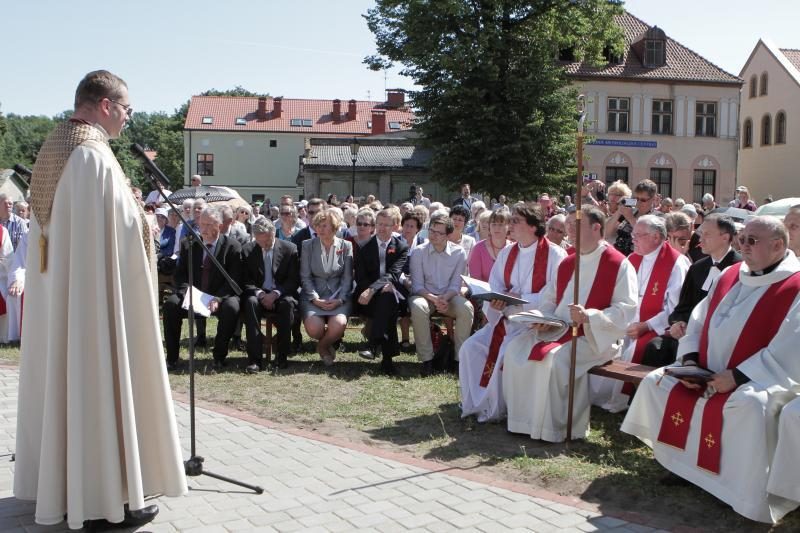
[502,242,637,441]
[459,240,566,422]
[621,253,800,523]
[768,396,800,502]
[14,131,187,529]
[591,245,690,412]
[6,230,26,342]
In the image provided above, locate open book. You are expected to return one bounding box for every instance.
[507,310,569,329]
[663,365,715,385]
[461,275,529,306]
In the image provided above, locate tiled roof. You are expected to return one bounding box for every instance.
[780,48,800,73]
[184,96,415,134]
[303,139,431,170]
[562,11,741,85]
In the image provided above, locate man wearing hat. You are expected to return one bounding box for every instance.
[729,186,757,211]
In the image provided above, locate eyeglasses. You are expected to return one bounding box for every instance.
[737,235,776,247]
[280,211,292,216]
[356,222,374,227]
[428,228,447,236]
[106,98,133,117]
[635,196,652,203]
[548,228,566,234]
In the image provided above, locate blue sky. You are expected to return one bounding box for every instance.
[1,0,794,117]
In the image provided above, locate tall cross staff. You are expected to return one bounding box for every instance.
[566,94,587,442]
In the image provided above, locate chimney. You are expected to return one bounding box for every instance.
[386,89,405,108]
[257,97,268,120]
[332,99,341,122]
[371,109,386,135]
[347,99,357,121]
[273,97,282,119]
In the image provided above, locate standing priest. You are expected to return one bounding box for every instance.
[14,71,186,529]
[503,206,637,441]
[622,216,800,523]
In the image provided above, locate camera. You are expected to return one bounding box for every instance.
[622,198,637,208]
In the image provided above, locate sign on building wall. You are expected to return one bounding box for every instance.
[589,139,658,148]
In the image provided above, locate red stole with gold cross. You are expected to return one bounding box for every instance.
[479,238,551,387]
[623,243,680,394]
[656,262,800,474]
[527,245,624,361]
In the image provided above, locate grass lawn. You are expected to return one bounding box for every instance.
[1,322,795,532]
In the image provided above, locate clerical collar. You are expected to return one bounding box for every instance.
[750,257,783,276]
[517,238,537,250]
[710,246,733,266]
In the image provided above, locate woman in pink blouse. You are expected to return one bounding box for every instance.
[468,210,511,281]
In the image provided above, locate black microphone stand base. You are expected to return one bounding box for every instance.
[184,456,264,494]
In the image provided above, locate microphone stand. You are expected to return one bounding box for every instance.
[141,163,263,495]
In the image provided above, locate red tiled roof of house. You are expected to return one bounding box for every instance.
[779,48,800,72]
[563,11,742,85]
[184,95,415,134]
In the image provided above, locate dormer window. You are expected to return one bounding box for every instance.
[644,39,665,67]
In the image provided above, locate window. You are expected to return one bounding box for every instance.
[760,72,768,96]
[608,97,630,133]
[290,118,312,127]
[776,112,787,144]
[269,139,278,148]
[693,170,716,203]
[644,39,666,67]
[388,121,401,130]
[605,166,628,186]
[302,119,313,127]
[197,153,214,176]
[652,99,673,134]
[602,45,623,64]
[695,102,716,137]
[201,116,213,125]
[649,168,672,198]
[742,118,753,148]
[762,114,772,145]
[749,75,758,98]
[235,118,246,126]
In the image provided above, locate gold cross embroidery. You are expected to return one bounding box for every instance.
[671,411,684,427]
[704,433,716,448]
[483,361,495,380]
[651,281,660,296]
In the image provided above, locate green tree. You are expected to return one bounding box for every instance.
[364,0,623,198]
[0,113,56,169]
[112,111,185,190]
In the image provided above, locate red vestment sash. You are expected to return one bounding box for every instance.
[480,238,553,386]
[622,243,680,394]
[656,263,800,474]
[527,246,624,361]
[0,230,7,316]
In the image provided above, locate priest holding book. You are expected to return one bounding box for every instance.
[622,216,800,523]
[502,206,637,441]
[459,203,565,422]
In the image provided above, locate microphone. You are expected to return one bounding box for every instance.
[130,143,171,190]
[13,164,32,179]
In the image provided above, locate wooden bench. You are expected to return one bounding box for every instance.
[588,360,656,385]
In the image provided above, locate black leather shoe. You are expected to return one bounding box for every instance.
[212,359,227,371]
[166,361,179,372]
[195,336,208,349]
[358,345,379,360]
[381,356,396,376]
[272,355,288,369]
[420,360,434,377]
[123,504,159,527]
[245,363,261,374]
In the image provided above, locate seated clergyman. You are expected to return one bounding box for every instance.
[621,216,800,524]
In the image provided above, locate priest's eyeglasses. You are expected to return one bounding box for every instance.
[737,235,776,247]
[106,98,133,117]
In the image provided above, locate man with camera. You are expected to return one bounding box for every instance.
[606,179,663,256]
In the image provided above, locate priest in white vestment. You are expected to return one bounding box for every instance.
[0,225,15,342]
[503,206,637,441]
[768,396,800,504]
[6,230,26,342]
[591,215,689,412]
[459,203,565,422]
[622,217,800,523]
[14,70,186,530]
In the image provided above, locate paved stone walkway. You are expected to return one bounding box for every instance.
[0,367,666,532]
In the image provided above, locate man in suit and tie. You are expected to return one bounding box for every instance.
[642,213,741,367]
[163,205,242,371]
[241,218,299,371]
[354,207,409,374]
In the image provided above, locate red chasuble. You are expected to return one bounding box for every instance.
[479,238,551,387]
[656,263,800,474]
[622,243,680,394]
[0,230,7,316]
[527,246,625,361]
